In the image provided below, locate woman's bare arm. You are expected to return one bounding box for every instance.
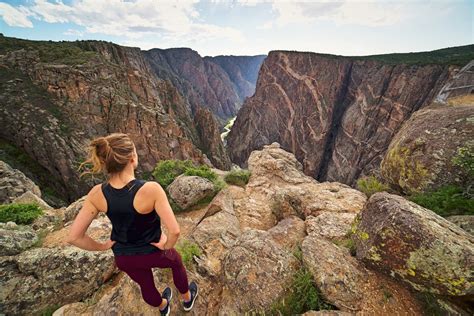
[66,185,115,251]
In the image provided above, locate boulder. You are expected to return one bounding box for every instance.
[220,228,299,313]
[0,222,38,255]
[447,215,474,235]
[0,160,41,204]
[232,143,366,230]
[0,246,116,315]
[302,235,366,311]
[270,182,366,220]
[247,142,315,188]
[302,234,423,314]
[168,175,216,210]
[380,104,474,194]
[353,192,474,296]
[305,212,357,241]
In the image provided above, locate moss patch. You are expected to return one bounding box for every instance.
[381,145,431,195]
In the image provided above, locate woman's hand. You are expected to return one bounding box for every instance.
[150,233,167,250]
[99,239,116,251]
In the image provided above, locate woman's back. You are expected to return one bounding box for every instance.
[102,178,162,255]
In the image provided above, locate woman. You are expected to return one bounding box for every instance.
[66,133,198,316]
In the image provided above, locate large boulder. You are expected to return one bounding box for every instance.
[380,104,474,194]
[0,160,42,204]
[302,235,366,311]
[353,192,474,297]
[220,228,300,313]
[167,174,216,209]
[0,222,38,255]
[0,246,116,315]
[233,143,366,230]
[302,234,423,314]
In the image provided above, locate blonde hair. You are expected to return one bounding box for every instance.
[78,133,135,178]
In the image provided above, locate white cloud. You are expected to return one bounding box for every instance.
[0,2,34,28]
[63,28,84,37]
[21,0,243,42]
[235,0,455,28]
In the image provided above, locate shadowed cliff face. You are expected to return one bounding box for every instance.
[226,51,454,185]
[144,48,265,126]
[205,55,267,102]
[0,39,210,201]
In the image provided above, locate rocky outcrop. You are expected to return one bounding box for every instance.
[353,192,473,297]
[145,48,264,125]
[194,106,232,170]
[220,227,300,313]
[0,222,38,255]
[0,160,41,204]
[236,142,367,230]
[226,49,466,185]
[18,143,472,315]
[0,246,116,315]
[302,234,423,314]
[380,103,473,194]
[0,37,210,201]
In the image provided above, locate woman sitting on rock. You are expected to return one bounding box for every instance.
[66,132,198,316]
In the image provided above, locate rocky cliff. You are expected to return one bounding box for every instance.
[144,48,265,126]
[0,36,210,201]
[205,54,266,102]
[226,46,474,185]
[2,144,472,315]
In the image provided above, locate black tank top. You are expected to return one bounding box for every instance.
[102,178,162,256]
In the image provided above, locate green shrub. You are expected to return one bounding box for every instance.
[0,203,43,224]
[153,160,225,212]
[356,175,390,197]
[152,159,196,189]
[271,266,336,314]
[409,185,474,217]
[224,169,251,187]
[183,164,217,181]
[175,239,201,269]
[152,159,219,189]
[452,144,474,178]
[270,244,336,314]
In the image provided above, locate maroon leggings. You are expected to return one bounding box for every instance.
[114,248,189,307]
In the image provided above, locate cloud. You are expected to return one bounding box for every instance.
[13,0,243,42]
[63,28,84,37]
[0,2,34,28]
[236,0,455,29]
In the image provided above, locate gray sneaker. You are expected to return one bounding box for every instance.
[160,287,172,316]
[183,281,198,312]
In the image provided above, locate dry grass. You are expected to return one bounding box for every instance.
[447,94,474,106]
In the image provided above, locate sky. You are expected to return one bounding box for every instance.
[0,0,472,57]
